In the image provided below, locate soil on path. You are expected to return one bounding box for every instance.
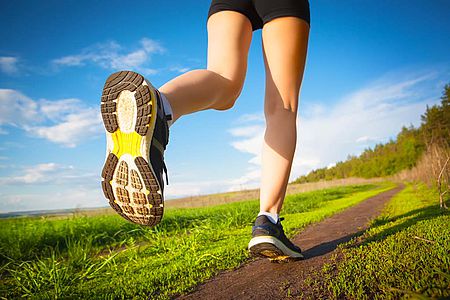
[178,185,404,300]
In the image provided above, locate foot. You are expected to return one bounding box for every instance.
[100,70,170,226]
[248,215,303,262]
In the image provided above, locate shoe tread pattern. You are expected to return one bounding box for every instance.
[101,71,164,227]
[249,242,301,263]
[101,71,144,133]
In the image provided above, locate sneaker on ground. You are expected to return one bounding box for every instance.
[248,215,304,262]
[100,70,170,226]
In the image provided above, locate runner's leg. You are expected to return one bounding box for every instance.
[158,11,253,122]
[259,17,309,214]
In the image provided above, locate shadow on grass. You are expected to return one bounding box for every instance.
[300,204,448,260]
[312,185,377,203]
[302,231,365,259]
[351,204,449,248]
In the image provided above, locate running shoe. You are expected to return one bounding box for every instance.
[248,215,304,262]
[100,70,170,226]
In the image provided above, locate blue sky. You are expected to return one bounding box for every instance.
[0,0,449,212]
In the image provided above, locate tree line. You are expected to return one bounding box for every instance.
[294,84,450,193]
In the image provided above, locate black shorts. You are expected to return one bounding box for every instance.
[207,0,310,31]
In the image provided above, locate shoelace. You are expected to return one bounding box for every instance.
[154,89,170,187]
[162,160,169,185]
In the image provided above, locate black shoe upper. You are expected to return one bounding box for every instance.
[252,215,302,253]
[149,89,170,192]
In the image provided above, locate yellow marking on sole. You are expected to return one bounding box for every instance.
[111,129,142,158]
[261,250,278,257]
[269,255,290,261]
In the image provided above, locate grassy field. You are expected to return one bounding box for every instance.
[0,177,384,220]
[167,177,384,208]
[323,182,450,299]
[0,183,394,299]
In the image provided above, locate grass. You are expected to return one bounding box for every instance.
[324,182,450,299]
[167,177,384,209]
[0,183,394,299]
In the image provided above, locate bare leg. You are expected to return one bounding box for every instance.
[259,17,310,214]
[158,11,253,122]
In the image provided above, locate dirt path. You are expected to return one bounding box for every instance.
[178,185,404,300]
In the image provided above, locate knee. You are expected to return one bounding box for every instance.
[265,84,299,112]
[214,78,244,111]
[265,95,299,121]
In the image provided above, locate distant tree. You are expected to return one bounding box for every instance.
[421,84,450,148]
[420,84,450,209]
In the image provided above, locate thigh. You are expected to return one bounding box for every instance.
[208,0,263,31]
[254,0,310,28]
[207,10,253,86]
[262,17,309,113]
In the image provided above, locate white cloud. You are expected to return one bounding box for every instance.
[0,162,235,211]
[26,105,102,148]
[0,163,62,184]
[0,56,19,75]
[165,179,223,198]
[0,186,104,213]
[52,38,165,75]
[169,66,191,73]
[228,72,441,186]
[355,135,381,143]
[0,89,102,147]
[140,38,164,53]
[0,163,99,186]
[0,161,104,212]
[231,129,263,159]
[225,168,261,192]
[39,98,81,119]
[164,174,261,199]
[235,112,265,124]
[228,124,264,137]
[0,89,39,126]
[0,162,96,184]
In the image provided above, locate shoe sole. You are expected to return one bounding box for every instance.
[100,70,164,226]
[248,236,304,262]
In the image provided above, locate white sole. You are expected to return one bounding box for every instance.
[100,70,164,226]
[248,236,304,260]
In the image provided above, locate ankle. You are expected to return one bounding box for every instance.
[158,91,174,127]
[257,211,279,224]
